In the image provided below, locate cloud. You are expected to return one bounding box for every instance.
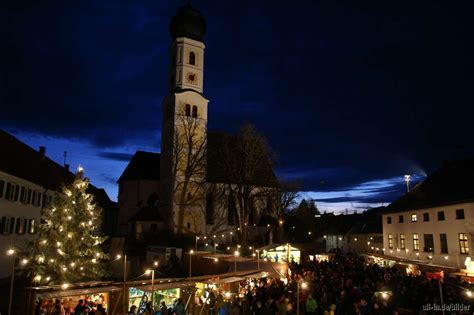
[97,152,135,162]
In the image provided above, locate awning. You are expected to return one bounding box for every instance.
[34,286,122,298]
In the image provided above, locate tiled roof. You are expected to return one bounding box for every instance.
[118,132,277,187]
[385,158,474,213]
[118,151,160,182]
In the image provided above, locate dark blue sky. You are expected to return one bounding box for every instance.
[1,0,472,212]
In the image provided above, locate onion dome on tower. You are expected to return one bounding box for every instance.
[169,3,207,42]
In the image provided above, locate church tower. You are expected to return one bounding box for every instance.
[160,4,209,234]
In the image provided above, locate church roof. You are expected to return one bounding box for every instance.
[118,132,277,187]
[384,158,474,213]
[0,129,116,213]
[169,3,207,42]
[118,151,161,182]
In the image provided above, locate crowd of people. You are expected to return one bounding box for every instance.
[192,254,473,315]
[35,254,473,314]
[35,297,108,315]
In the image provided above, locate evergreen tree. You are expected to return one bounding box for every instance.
[27,167,107,284]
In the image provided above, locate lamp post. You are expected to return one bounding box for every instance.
[214,243,218,254]
[195,236,199,251]
[189,250,194,277]
[7,248,16,315]
[404,174,411,192]
[296,280,308,315]
[256,249,260,270]
[234,251,239,273]
[116,254,127,313]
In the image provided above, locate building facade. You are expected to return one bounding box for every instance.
[382,159,474,270]
[0,130,117,279]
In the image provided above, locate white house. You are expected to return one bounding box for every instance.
[0,130,116,279]
[382,159,474,271]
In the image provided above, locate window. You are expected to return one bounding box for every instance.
[36,193,42,206]
[150,223,158,232]
[399,215,404,223]
[459,233,469,254]
[14,185,20,201]
[456,209,465,220]
[206,193,214,224]
[189,51,196,65]
[187,222,191,229]
[387,216,392,224]
[0,216,7,234]
[411,214,417,222]
[32,191,37,205]
[388,234,393,249]
[423,234,434,252]
[440,234,448,254]
[185,104,191,116]
[192,105,198,118]
[5,182,12,200]
[423,213,429,222]
[413,233,419,251]
[15,218,22,234]
[9,218,15,234]
[438,211,445,221]
[26,189,32,204]
[400,234,406,250]
[0,180,4,198]
[20,187,26,203]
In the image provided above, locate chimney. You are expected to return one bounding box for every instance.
[64,164,70,172]
[39,146,46,160]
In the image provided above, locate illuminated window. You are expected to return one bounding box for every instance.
[388,234,393,249]
[400,233,405,250]
[459,233,469,254]
[413,233,419,251]
[411,214,417,222]
[189,52,196,65]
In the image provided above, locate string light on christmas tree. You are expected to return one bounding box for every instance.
[24,166,108,284]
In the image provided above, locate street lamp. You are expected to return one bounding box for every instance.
[189,250,194,277]
[7,248,17,315]
[145,261,158,310]
[195,236,199,251]
[296,280,308,315]
[404,175,411,192]
[116,254,128,313]
[258,250,261,269]
[234,251,239,273]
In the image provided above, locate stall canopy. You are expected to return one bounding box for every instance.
[258,244,301,264]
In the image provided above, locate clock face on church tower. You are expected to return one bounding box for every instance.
[186,72,197,85]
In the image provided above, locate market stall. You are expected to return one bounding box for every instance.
[29,281,121,314]
[258,244,301,264]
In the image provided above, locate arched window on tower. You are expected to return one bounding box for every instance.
[189,51,196,65]
[185,104,191,116]
[192,106,198,118]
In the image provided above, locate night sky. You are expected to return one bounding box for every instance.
[1,1,473,213]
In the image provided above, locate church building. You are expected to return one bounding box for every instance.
[117,4,277,240]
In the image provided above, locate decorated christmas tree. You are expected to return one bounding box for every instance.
[27,167,107,284]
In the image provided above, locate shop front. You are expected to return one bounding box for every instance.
[30,282,121,314]
[258,244,301,264]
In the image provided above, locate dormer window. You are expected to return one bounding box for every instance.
[189,52,196,65]
[192,105,198,118]
[185,104,191,116]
